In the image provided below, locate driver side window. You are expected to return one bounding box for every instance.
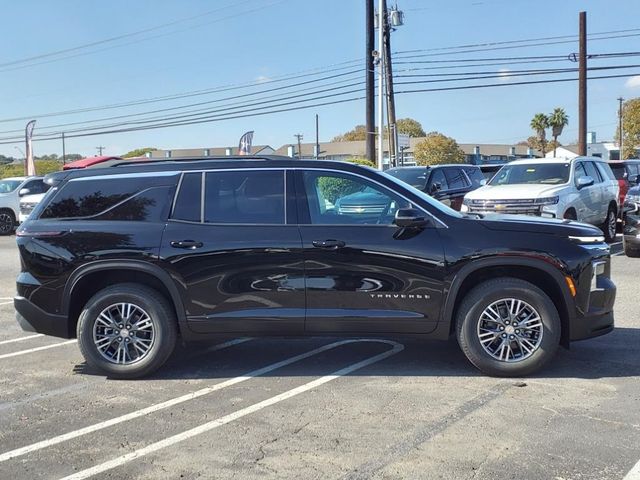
[302,171,409,225]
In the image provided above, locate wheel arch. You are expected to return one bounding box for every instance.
[443,258,574,347]
[63,261,187,338]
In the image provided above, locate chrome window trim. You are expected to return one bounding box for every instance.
[170,172,184,219]
[168,166,448,228]
[69,171,179,182]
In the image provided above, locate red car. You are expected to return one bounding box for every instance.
[608,160,640,208]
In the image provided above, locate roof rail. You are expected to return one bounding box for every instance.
[113,154,293,168]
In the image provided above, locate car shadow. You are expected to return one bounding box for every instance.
[73,327,640,381]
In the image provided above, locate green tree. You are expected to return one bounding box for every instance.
[396,118,426,137]
[617,98,640,159]
[332,125,368,142]
[548,108,569,156]
[0,160,62,178]
[317,158,375,204]
[530,113,549,157]
[413,132,465,165]
[122,147,157,158]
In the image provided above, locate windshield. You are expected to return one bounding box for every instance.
[0,180,22,194]
[383,171,463,218]
[489,163,570,186]
[386,168,428,189]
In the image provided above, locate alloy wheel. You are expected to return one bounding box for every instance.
[0,213,13,234]
[476,298,543,362]
[607,210,616,240]
[92,303,155,365]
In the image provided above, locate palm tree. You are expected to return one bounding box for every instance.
[548,108,569,157]
[530,113,549,157]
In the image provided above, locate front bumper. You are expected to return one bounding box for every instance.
[14,296,71,339]
[570,276,616,341]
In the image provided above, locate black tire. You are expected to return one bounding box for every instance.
[456,278,561,377]
[563,209,577,221]
[0,209,15,236]
[77,284,177,379]
[602,207,617,243]
[624,237,640,258]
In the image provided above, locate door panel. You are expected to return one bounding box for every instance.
[297,170,446,334]
[159,169,305,334]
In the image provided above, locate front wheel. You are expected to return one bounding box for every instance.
[0,210,15,235]
[77,284,177,379]
[456,278,561,377]
[624,237,640,258]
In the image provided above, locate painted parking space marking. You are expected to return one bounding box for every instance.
[57,339,403,480]
[0,334,44,346]
[0,340,77,360]
[0,339,400,464]
[624,459,640,480]
[0,301,14,306]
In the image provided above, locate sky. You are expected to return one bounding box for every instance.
[0,0,639,158]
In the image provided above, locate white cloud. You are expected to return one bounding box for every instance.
[255,75,272,84]
[498,68,512,82]
[625,75,640,89]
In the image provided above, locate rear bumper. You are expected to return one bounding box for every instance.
[14,296,71,339]
[570,277,616,341]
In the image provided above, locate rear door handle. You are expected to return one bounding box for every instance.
[312,239,346,250]
[170,240,203,249]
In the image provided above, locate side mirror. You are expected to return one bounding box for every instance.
[429,182,442,195]
[18,188,30,197]
[576,176,594,189]
[630,174,640,186]
[394,208,429,228]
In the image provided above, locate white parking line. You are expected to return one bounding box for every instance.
[58,339,403,480]
[0,340,77,360]
[624,459,640,480]
[0,301,14,306]
[0,339,399,464]
[0,334,44,346]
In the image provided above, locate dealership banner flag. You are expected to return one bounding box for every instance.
[238,131,254,155]
[24,120,36,176]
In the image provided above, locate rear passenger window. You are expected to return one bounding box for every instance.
[596,162,616,182]
[204,170,284,224]
[172,172,202,222]
[444,168,470,189]
[41,177,174,221]
[584,162,602,183]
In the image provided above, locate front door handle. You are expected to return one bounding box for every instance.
[312,239,346,250]
[170,240,203,249]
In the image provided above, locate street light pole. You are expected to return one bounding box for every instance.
[618,97,624,160]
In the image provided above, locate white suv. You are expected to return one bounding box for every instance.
[0,176,48,235]
[462,157,620,242]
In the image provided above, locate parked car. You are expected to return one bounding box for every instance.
[385,164,484,210]
[19,192,49,223]
[479,164,506,182]
[0,176,48,235]
[623,184,640,257]
[608,159,640,208]
[462,157,620,242]
[16,156,615,379]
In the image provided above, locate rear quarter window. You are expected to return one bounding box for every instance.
[40,175,176,221]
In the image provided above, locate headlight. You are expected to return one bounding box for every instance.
[568,235,606,244]
[534,196,560,205]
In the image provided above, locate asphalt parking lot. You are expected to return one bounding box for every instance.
[0,235,639,480]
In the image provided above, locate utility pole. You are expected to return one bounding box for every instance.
[365,0,375,163]
[618,97,624,160]
[61,132,66,164]
[377,0,385,170]
[96,145,105,156]
[383,0,399,168]
[578,11,587,156]
[315,114,320,160]
[294,134,303,159]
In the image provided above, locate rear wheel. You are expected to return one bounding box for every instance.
[456,278,561,377]
[77,284,177,379]
[624,237,640,258]
[601,207,617,243]
[0,210,15,235]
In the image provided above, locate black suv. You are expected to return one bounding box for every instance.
[15,156,615,378]
[386,165,484,210]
